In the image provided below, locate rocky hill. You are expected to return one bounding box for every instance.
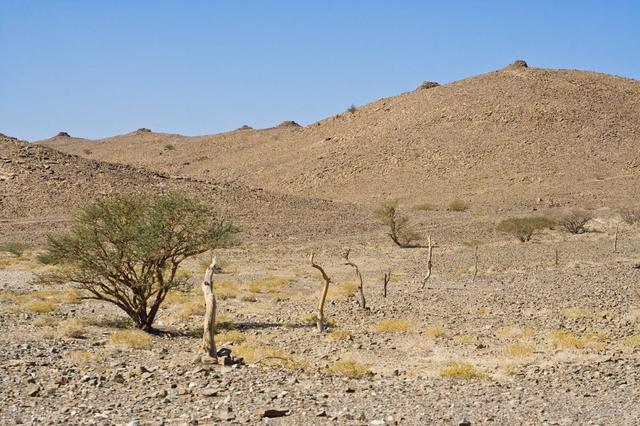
[1,135,370,244]
[38,62,640,210]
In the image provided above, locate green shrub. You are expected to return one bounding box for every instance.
[373,200,421,248]
[37,193,239,331]
[497,217,555,242]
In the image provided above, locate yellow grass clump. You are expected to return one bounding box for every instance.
[33,315,58,327]
[58,319,87,338]
[247,275,289,294]
[108,330,153,349]
[503,343,535,358]
[497,326,535,339]
[327,281,358,300]
[216,330,246,344]
[234,342,305,369]
[454,333,475,344]
[67,351,104,363]
[326,359,372,379]
[548,330,607,350]
[439,362,488,379]
[25,299,60,313]
[329,328,351,340]
[620,334,640,348]
[562,307,593,319]
[424,324,447,338]
[374,319,412,333]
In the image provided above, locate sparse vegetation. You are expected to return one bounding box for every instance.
[0,241,29,257]
[439,362,488,379]
[329,328,351,340]
[108,329,153,349]
[548,330,607,350]
[216,329,246,344]
[414,202,435,211]
[447,198,469,212]
[164,144,175,151]
[38,193,238,330]
[559,209,592,234]
[503,343,535,357]
[425,324,447,338]
[374,319,412,333]
[373,200,422,248]
[247,275,288,293]
[497,216,555,242]
[24,299,59,313]
[620,207,640,225]
[326,359,371,379]
[58,319,87,338]
[347,104,357,114]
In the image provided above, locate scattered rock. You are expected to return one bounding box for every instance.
[26,384,40,397]
[258,408,289,418]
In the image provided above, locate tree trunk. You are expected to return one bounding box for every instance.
[201,257,218,358]
[421,236,433,289]
[310,252,331,332]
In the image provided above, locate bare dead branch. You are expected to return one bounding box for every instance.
[310,252,331,332]
[343,248,366,309]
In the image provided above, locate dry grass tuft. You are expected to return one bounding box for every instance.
[327,281,358,300]
[67,351,104,363]
[439,362,488,379]
[447,198,469,212]
[620,334,640,348]
[548,330,607,350]
[329,328,351,340]
[216,330,246,344]
[33,315,58,327]
[562,307,593,319]
[247,275,289,294]
[414,202,436,212]
[58,319,87,338]
[497,326,535,339]
[424,324,447,338]
[25,299,59,313]
[503,343,535,358]
[108,329,153,349]
[234,342,305,369]
[454,333,475,344]
[374,319,412,333]
[326,359,372,379]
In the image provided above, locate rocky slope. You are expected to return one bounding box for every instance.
[38,61,640,209]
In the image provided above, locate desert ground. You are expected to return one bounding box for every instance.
[1,62,640,425]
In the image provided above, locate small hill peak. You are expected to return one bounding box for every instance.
[276,120,301,128]
[417,81,440,91]
[56,131,71,138]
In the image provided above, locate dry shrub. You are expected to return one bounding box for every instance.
[326,359,371,379]
[374,319,412,333]
[108,330,153,349]
[497,216,555,242]
[414,202,436,212]
[447,199,469,212]
[503,343,535,358]
[559,209,592,234]
[0,242,29,257]
[496,326,535,339]
[454,334,475,344]
[620,208,640,225]
[33,315,58,327]
[439,362,488,379]
[373,200,421,247]
[58,319,86,338]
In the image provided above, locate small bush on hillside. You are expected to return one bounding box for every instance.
[326,359,371,379]
[373,200,422,248]
[559,209,592,234]
[347,104,357,114]
[447,199,469,212]
[497,216,555,242]
[164,144,175,151]
[620,207,640,226]
[82,148,92,155]
[0,242,29,257]
[35,251,56,265]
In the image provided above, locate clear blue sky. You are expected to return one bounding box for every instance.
[1,1,639,141]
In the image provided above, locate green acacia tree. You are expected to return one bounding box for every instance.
[39,193,238,331]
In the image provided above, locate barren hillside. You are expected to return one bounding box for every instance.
[38,62,640,209]
[0,135,370,244]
